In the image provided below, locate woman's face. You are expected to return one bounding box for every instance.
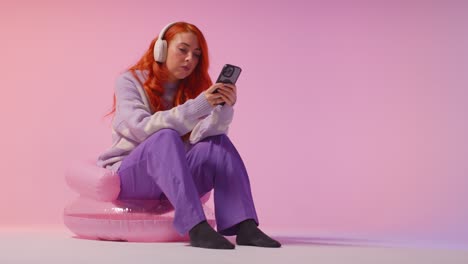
[165,32,201,82]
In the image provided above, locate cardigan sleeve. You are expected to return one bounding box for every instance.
[113,72,213,143]
[189,104,234,144]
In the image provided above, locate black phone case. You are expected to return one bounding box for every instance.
[214,64,242,105]
[216,64,242,84]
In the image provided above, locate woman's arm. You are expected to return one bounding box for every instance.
[189,104,234,144]
[113,72,213,143]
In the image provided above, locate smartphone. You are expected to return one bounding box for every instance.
[214,64,242,105]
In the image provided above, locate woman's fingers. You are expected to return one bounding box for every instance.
[218,93,233,106]
[206,83,224,93]
[207,92,226,106]
[216,88,232,98]
[205,83,224,106]
[204,83,237,107]
[219,85,236,96]
[222,83,236,91]
[217,88,236,106]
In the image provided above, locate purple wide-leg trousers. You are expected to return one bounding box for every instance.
[117,128,259,236]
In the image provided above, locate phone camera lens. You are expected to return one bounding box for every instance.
[222,66,234,77]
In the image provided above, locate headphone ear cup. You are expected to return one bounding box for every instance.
[153,39,168,62]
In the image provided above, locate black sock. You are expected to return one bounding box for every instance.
[189,221,235,250]
[236,219,281,248]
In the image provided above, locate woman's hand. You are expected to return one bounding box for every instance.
[204,83,237,107]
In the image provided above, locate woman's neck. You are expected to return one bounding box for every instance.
[166,74,180,87]
[164,81,179,90]
[163,80,180,89]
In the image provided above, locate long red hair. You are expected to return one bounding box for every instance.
[104,22,212,141]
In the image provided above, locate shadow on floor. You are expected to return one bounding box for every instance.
[272,235,391,248]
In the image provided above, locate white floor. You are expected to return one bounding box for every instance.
[1,228,467,264]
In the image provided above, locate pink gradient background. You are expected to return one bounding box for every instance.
[1,1,467,245]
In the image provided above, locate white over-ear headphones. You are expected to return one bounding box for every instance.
[153,22,178,63]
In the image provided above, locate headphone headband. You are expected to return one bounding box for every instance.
[158,22,178,41]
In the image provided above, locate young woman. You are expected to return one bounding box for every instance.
[97,21,281,250]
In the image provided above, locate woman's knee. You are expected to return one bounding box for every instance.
[212,134,233,147]
[147,128,181,143]
[194,134,233,153]
[204,133,229,143]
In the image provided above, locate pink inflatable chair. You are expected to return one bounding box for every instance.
[64,159,215,242]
